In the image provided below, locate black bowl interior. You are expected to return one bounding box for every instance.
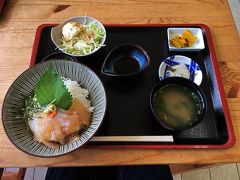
[150,77,207,131]
[42,52,77,62]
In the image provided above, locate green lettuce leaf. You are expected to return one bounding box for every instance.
[35,66,72,110]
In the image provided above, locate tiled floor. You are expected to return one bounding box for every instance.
[174,163,240,180]
[228,0,240,36]
[3,167,47,180]
[3,163,240,180]
[182,168,211,180]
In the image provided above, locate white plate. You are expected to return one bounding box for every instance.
[159,55,203,86]
[167,28,205,51]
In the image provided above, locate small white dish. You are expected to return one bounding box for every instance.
[167,28,205,51]
[51,16,106,57]
[159,55,203,86]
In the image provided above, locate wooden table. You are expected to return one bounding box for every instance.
[0,0,239,168]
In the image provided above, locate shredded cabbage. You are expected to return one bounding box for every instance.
[59,21,105,56]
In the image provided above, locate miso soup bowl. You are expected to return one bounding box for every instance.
[150,77,206,131]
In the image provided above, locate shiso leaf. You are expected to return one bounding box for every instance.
[35,65,72,110]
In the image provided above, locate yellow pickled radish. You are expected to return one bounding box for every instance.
[182,30,197,45]
[170,35,188,48]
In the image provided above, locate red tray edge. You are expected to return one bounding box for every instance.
[30,23,236,149]
[0,0,5,14]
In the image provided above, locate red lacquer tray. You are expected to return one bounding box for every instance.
[30,24,235,149]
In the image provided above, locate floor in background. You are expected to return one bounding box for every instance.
[3,163,240,180]
[174,163,240,180]
[3,167,47,180]
[228,0,240,36]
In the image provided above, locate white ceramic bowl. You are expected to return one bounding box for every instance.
[167,28,205,51]
[158,55,203,86]
[51,16,106,57]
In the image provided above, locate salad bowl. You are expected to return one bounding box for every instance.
[51,16,106,57]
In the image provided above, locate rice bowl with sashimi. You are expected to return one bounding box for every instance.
[2,60,106,156]
[22,66,94,148]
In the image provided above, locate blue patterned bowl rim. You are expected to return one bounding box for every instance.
[158,55,203,86]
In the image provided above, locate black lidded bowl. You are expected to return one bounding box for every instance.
[42,52,77,62]
[150,77,207,131]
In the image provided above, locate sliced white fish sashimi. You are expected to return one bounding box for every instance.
[28,99,91,148]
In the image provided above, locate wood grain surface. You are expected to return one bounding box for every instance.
[0,0,240,167]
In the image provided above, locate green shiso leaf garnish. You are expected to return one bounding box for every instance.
[35,65,72,110]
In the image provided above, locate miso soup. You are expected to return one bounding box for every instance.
[152,84,202,130]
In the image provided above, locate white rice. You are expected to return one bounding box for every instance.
[62,77,94,112]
